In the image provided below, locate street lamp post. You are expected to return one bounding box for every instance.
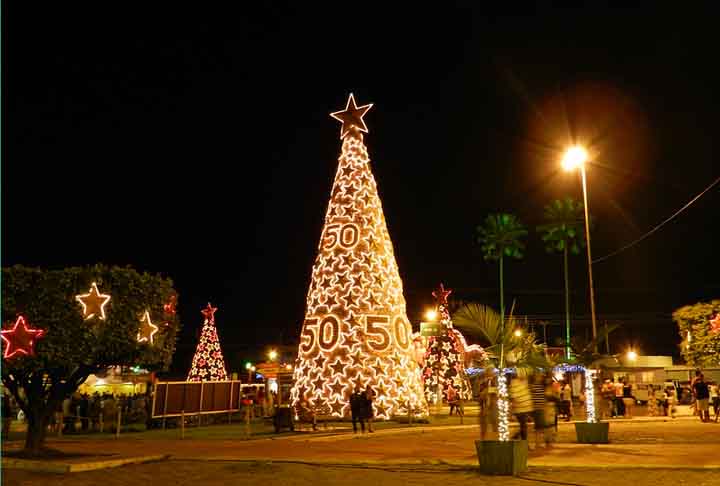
[562,146,598,353]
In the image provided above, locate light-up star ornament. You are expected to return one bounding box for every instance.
[330,93,373,139]
[137,311,159,344]
[2,316,46,359]
[201,303,218,322]
[76,282,111,320]
[432,283,452,306]
[710,314,720,334]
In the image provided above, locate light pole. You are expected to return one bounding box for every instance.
[562,146,598,353]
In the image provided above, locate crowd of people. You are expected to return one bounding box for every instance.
[53,391,153,433]
[476,371,564,449]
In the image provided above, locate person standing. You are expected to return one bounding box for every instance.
[614,378,625,418]
[447,384,458,416]
[544,376,559,447]
[601,379,615,419]
[350,386,366,434]
[510,375,533,441]
[530,373,547,449]
[693,374,710,423]
[560,380,573,421]
[364,385,375,433]
[622,379,635,419]
[709,382,719,423]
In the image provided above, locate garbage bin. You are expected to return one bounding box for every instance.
[273,405,294,433]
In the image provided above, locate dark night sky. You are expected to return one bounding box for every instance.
[4,3,719,374]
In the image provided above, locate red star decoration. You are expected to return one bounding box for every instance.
[710,314,720,334]
[201,303,218,322]
[330,93,373,139]
[163,295,177,315]
[432,283,452,306]
[2,316,46,359]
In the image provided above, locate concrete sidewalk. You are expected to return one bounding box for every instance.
[5,421,718,470]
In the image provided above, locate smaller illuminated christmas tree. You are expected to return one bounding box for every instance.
[422,284,479,404]
[187,303,228,381]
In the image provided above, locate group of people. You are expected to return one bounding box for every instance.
[691,372,719,423]
[53,391,152,433]
[476,372,563,449]
[600,378,638,419]
[350,385,376,433]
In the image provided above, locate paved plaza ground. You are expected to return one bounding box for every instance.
[3,410,720,485]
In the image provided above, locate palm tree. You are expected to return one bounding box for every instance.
[537,198,586,361]
[476,213,527,366]
[453,302,549,373]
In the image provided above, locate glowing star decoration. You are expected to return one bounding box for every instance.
[187,302,228,382]
[137,311,159,345]
[76,282,111,320]
[431,283,452,306]
[330,93,373,139]
[291,95,427,420]
[1,316,46,360]
[421,283,484,405]
[710,314,720,334]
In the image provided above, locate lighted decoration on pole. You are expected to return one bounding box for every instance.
[187,303,228,381]
[76,282,111,320]
[421,284,482,405]
[290,94,428,420]
[1,316,46,359]
[137,311,159,345]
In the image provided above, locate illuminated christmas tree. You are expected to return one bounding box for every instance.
[290,94,427,419]
[421,284,479,404]
[187,303,228,381]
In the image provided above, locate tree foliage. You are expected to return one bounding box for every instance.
[537,198,586,255]
[673,300,720,367]
[476,213,527,261]
[1,265,180,453]
[452,302,547,372]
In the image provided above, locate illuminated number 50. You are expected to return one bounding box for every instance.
[318,315,340,351]
[323,223,359,250]
[365,315,390,352]
[299,318,318,354]
[393,316,410,350]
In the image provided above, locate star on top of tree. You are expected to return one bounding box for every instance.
[76,282,111,320]
[1,316,46,359]
[432,283,452,306]
[330,93,373,139]
[137,311,159,345]
[201,303,217,322]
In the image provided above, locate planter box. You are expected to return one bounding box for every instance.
[575,421,609,443]
[475,440,528,476]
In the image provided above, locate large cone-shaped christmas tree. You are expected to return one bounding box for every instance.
[290,94,427,419]
[422,284,482,403]
[187,303,228,381]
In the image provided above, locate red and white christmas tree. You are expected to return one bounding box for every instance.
[290,94,427,419]
[422,284,483,403]
[187,303,228,381]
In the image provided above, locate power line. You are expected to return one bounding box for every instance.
[593,174,720,264]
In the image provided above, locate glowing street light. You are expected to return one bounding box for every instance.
[562,145,598,353]
[626,350,638,361]
[245,362,253,370]
[268,349,278,361]
[513,329,523,337]
[561,145,588,172]
[425,309,438,321]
